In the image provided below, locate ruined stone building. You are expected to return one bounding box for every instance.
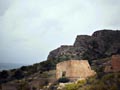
[111,55,120,72]
[56,60,96,80]
[105,55,120,72]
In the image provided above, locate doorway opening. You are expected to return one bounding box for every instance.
[62,71,66,77]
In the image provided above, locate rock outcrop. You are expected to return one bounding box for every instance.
[47,30,120,62]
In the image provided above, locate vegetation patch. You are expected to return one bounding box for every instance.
[58,77,70,83]
[62,79,86,90]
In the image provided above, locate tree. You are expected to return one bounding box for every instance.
[20,66,28,71]
[0,70,9,79]
[12,70,24,79]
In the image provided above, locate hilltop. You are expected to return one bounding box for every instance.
[48,30,120,63]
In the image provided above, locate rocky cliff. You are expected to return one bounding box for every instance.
[47,30,120,62]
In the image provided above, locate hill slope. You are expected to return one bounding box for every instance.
[0,29,120,86]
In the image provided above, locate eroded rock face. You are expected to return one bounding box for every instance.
[56,60,96,80]
[47,30,120,62]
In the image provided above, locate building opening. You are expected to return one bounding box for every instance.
[62,71,66,77]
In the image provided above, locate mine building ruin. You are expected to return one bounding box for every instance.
[104,55,120,72]
[56,60,96,80]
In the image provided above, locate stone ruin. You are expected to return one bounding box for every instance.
[104,55,120,72]
[56,60,96,80]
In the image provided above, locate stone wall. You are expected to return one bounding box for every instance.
[56,60,96,80]
[111,55,120,72]
[104,55,120,72]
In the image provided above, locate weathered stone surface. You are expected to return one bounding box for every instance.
[47,30,120,62]
[56,60,96,80]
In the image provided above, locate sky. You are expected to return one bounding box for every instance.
[0,0,120,64]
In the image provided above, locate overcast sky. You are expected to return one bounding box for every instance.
[0,0,120,64]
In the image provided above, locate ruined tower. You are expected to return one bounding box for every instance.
[56,60,96,80]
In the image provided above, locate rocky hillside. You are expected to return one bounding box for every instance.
[47,30,120,63]
[0,29,120,90]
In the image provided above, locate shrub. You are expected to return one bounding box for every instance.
[20,66,28,71]
[64,83,78,90]
[77,80,86,86]
[12,70,24,79]
[17,80,30,90]
[88,84,107,90]
[110,84,118,90]
[101,73,114,82]
[63,80,87,90]
[32,87,37,90]
[87,76,97,84]
[0,70,9,79]
[58,77,70,83]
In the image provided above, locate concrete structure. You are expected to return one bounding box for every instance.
[56,60,96,80]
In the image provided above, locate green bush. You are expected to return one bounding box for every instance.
[32,87,37,90]
[102,73,114,81]
[17,80,30,90]
[63,80,87,90]
[84,73,120,90]
[64,83,79,90]
[88,84,107,90]
[12,70,24,79]
[58,77,70,83]
[110,84,118,90]
[20,66,28,71]
[0,70,9,79]
[77,80,86,86]
[87,76,97,84]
